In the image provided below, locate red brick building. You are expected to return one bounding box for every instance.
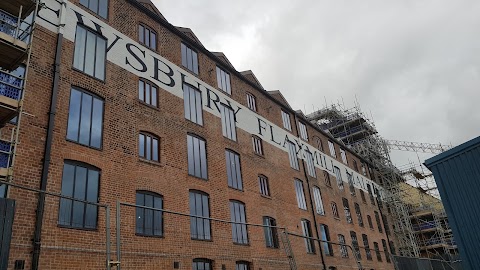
[0,0,396,269]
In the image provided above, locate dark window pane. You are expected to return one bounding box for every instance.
[66,89,82,141]
[73,26,86,71]
[139,134,145,158]
[78,93,93,145]
[95,38,106,80]
[84,31,96,76]
[90,98,103,148]
[98,0,108,18]
[59,164,75,226]
[136,193,144,234]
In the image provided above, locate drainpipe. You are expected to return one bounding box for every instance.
[293,113,327,270]
[32,1,66,269]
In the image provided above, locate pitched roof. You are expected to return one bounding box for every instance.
[136,0,166,21]
[175,27,204,47]
[212,52,235,70]
[240,70,263,90]
[268,90,292,109]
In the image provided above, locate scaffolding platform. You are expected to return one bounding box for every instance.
[0,0,37,19]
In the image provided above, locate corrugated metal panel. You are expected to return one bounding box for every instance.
[424,136,480,270]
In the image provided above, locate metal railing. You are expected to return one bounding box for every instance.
[0,8,33,43]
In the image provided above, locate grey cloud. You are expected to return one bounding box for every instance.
[154,0,480,166]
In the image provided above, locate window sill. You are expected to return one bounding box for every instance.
[65,138,103,151]
[253,152,265,158]
[58,224,98,232]
[138,100,160,111]
[260,194,272,200]
[135,233,164,239]
[191,238,213,242]
[72,67,106,83]
[233,242,250,246]
[187,174,209,181]
[139,158,163,167]
[333,217,340,221]
[228,186,244,192]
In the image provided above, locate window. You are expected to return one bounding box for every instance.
[236,261,250,270]
[331,202,339,218]
[183,83,203,125]
[263,216,279,248]
[252,136,263,156]
[230,200,248,244]
[314,136,324,152]
[324,171,331,187]
[334,166,344,190]
[340,148,348,164]
[305,150,316,178]
[354,203,364,227]
[73,25,106,80]
[138,79,158,107]
[360,190,367,203]
[216,66,231,94]
[353,159,359,172]
[298,122,308,141]
[367,184,376,205]
[382,239,391,263]
[361,162,367,176]
[301,219,315,254]
[221,104,237,141]
[189,191,211,240]
[362,234,372,260]
[287,140,299,170]
[138,24,156,50]
[312,186,325,215]
[374,211,383,233]
[281,110,292,131]
[192,259,212,270]
[294,179,307,210]
[58,162,99,229]
[342,198,353,224]
[350,231,361,260]
[389,241,396,255]
[328,140,336,158]
[374,242,382,262]
[246,92,256,111]
[79,0,108,19]
[135,191,163,237]
[338,234,348,258]
[187,134,208,179]
[382,214,390,235]
[139,133,159,162]
[367,215,374,230]
[66,88,104,148]
[319,224,333,256]
[259,175,270,197]
[347,172,355,196]
[181,43,198,74]
[226,150,243,190]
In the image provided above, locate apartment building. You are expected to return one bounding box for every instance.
[0,0,395,269]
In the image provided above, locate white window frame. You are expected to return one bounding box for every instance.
[221,104,237,141]
[305,150,316,178]
[183,84,203,125]
[216,66,231,94]
[281,110,292,131]
[246,92,257,111]
[298,122,308,141]
[312,186,325,215]
[340,148,348,164]
[294,179,307,210]
[287,140,299,170]
[328,140,336,158]
[252,136,263,155]
[334,166,344,190]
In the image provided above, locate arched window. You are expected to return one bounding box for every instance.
[58,161,100,229]
[135,190,163,237]
[139,132,160,162]
[230,200,248,244]
[189,190,211,240]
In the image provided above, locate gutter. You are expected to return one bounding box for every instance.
[293,114,327,270]
[32,1,66,269]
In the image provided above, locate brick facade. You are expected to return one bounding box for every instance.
[2,0,395,269]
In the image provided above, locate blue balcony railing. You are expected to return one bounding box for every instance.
[413,222,436,231]
[0,9,32,43]
[0,69,23,101]
[0,140,12,169]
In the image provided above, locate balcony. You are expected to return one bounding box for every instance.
[0,68,24,124]
[0,8,33,70]
[0,139,12,177]
[413,222,437,232]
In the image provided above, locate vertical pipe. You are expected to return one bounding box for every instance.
[116,200,121,270]
[106,206,111,270]
[32,1,65,269]
[293,113,327,270]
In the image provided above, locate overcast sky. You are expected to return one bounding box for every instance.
[154,0,479,169]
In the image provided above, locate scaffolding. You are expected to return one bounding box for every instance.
[307,102,420,257]
[401,163,458,260]
[0,0,39,197]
